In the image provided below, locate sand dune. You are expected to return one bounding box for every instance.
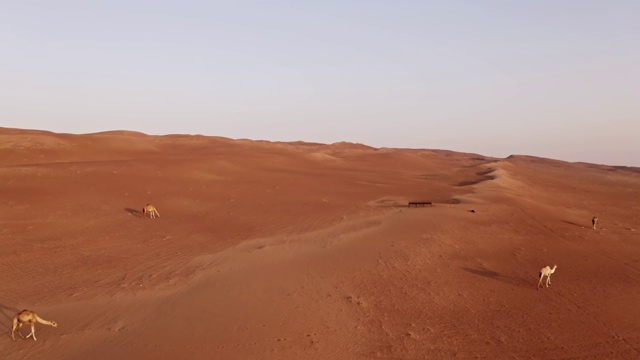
[1,127,639,359]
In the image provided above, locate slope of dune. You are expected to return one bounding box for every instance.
[1,127,639,359]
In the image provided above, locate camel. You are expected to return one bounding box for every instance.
[11,310,58,341]
[592,216,598,230]
[142,203,160,219]
[537,265,557,290]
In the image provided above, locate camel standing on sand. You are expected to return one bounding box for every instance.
[537,265,557,290]
[592,216,598,230]
[142,203,160,219]
[11,310,58,341]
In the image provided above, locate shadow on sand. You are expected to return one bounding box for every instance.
[561,220,586,228]
[462,267,532,288]
[0,303,20,333]
[368,199,412,208]
[125,207,143,218]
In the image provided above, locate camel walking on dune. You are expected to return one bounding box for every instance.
[11,310,58,341]
[142,204,160,219]
[537,265,557,290]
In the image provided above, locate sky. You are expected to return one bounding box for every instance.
[1,1,639,166]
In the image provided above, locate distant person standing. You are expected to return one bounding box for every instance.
[592,216,598,230]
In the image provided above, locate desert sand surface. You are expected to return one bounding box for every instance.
[1,127,639,359]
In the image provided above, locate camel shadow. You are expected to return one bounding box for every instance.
[125,207,143,218]
[562,220,586,228]
[0,303,20,334]
[462,267,531,288]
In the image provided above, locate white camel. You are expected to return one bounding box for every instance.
[11,310,58,341]
[537,265,557,290]
[142,204,160,219]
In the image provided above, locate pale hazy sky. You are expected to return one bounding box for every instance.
[1,1,639,166]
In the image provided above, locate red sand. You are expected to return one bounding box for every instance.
[1,127,639,359]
